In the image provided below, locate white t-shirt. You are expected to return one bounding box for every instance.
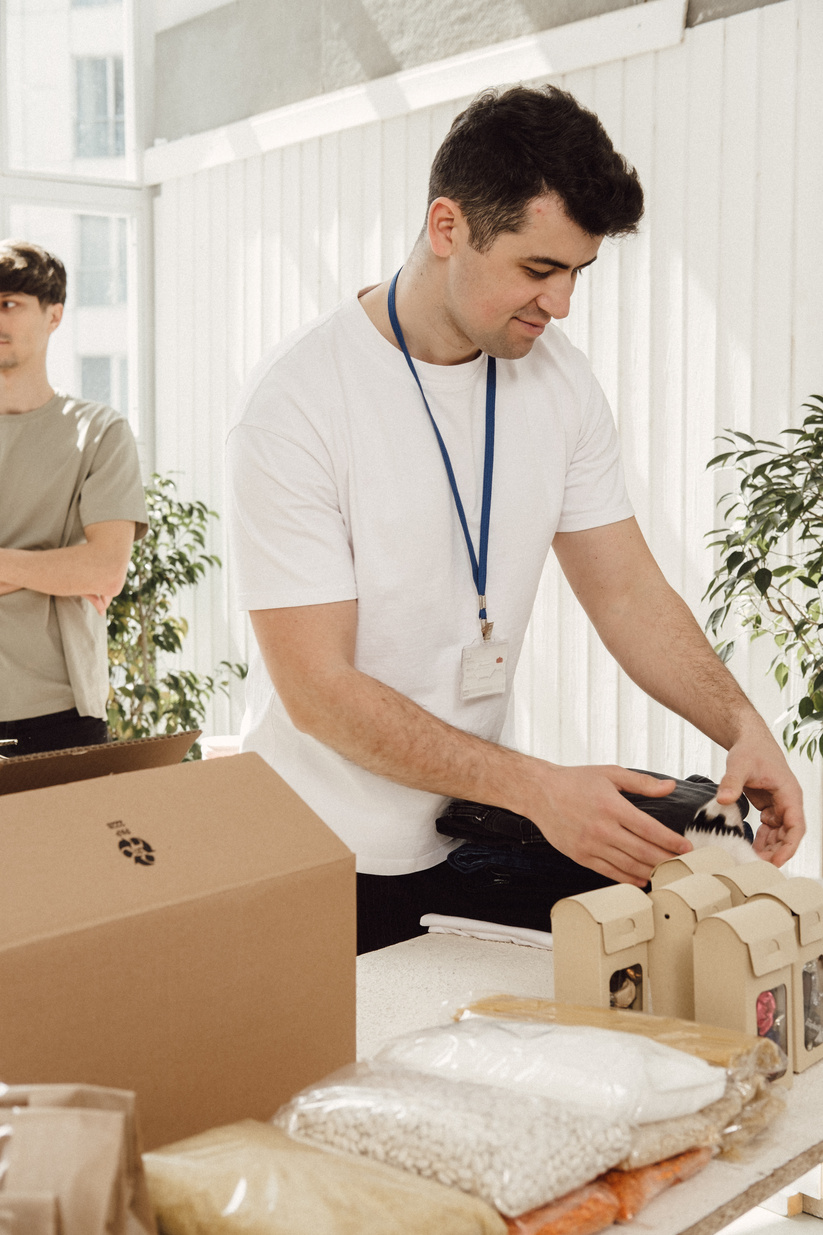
[226,295,634,875]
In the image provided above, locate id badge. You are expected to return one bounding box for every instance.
[461,639,509,700]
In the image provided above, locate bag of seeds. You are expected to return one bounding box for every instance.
[144,1119,507,1235]
[274,1063,632,1217]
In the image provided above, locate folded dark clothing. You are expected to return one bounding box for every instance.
[447,841,560,874]
[436,770,750,849]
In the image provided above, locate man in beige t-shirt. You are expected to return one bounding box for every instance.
[0,239,148,755]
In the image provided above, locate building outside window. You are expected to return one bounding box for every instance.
[81,354,128,407]
[4,0,132,180]
[75,56,125,159]
[77,214,127,306]
[1,0,150,451]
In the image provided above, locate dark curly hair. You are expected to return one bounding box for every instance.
[428,85,644,250]
[0,239,67,306]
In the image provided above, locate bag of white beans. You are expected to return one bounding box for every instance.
[273,1063,632,1217]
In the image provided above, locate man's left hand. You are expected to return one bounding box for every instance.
[82,593,113,616]
[716,733,805,866]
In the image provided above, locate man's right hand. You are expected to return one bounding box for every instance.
[250,602,693,888]
[517,763,692,886]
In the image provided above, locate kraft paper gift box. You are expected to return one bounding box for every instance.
[693,899,797,1086]
[713,861,787,907]
[648,874,733,1019]
[650,846,736,889]
[750,878,823,1073]
[551,884,653,1011]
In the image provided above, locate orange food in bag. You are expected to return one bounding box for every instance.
[504,1183,619,1235]
[504,1146,713,1234]
[602,1147,712,1222]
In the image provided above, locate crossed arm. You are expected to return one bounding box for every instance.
[0,520,136,615]
[251,517,805,880]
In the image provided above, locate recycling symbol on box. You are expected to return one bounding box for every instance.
[118,836,155,866]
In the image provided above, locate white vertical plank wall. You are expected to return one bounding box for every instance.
[153,0,823,876]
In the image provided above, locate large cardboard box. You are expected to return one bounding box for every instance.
[0,731,199,796]
[0,752,356,1148]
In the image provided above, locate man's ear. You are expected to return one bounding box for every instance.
[427,197,468,258]
[46,302,63,334]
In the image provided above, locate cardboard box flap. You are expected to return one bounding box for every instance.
[711,901,798,976]
[656,873,732,920]
[0,731,200,796]
[0,752,352,949]
[651,846,735,887]
[751,878,823,946]
[715,862,786,900]
[567,885,654,953]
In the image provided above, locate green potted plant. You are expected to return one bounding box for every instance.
[107,474,246,757]
[705,394,823,760]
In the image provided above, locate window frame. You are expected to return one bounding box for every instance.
[0,0,155,468]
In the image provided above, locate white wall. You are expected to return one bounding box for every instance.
[153,0,823,876]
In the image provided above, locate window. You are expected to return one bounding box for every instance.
[4,0,132,179]
[3,0,149,449]
[81,355,128,410]
[77,215,127,307]
[81,356,112,404]
[75,57,125,159]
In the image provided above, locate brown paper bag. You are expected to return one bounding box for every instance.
[0,1194,60,1235]
[0,1085,156,1235]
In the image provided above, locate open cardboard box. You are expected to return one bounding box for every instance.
[0,730,200,796]
[0,752,356,1148]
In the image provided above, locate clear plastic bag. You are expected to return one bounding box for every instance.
[602,1146,712,1221]
[456,995,786,1079]
[454,996,786,1168]
[274,1063,632,1218]
[503,1182,619,1235]
[373,1018,726,1125]
[144,1120,507,1235]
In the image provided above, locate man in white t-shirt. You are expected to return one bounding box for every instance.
[227,85,805,952]
[0,240,147,755]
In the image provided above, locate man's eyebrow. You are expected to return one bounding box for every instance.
[524,255,599,271]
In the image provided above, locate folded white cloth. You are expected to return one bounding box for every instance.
[419,913,553,949]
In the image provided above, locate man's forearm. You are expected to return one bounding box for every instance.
[0,522,134,600]
[0,545,119,597]
[279,655,692,884]
[288,658,528,806]
[595,576,766,750]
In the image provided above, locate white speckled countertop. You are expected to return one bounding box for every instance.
[356,932,823,1235]
[356,931,553,1058]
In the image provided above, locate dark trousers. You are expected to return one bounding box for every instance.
[356,852,616,955]
[0,707,109,756]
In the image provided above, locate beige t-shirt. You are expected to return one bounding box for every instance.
[0,392,148,722]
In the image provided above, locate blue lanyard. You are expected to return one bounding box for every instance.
[388,269,496,638]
